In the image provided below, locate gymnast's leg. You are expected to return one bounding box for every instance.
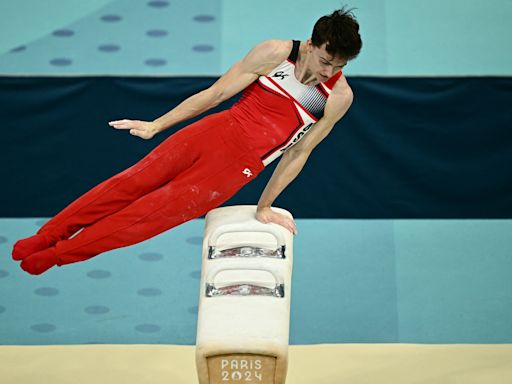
[11,118,213,261]
[20,148,262,275]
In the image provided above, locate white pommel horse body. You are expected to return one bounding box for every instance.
[196,205,294,384]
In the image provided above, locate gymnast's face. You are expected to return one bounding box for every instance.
[308,41,347,82]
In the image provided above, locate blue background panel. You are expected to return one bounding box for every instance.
[395,220,512,343]
[2,76,511,219]
[2,219,512,345]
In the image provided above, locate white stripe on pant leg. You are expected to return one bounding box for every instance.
[195,205,294,384]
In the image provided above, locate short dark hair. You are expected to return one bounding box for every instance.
[311,7,362,61]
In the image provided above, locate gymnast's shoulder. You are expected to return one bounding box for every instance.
[332,73,353,101]
[243,40,292,73]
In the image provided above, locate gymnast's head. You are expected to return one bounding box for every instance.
[306,7,362,79]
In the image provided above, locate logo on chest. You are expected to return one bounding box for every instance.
[272,71,289,81]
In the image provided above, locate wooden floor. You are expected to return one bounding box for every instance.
[1,343,512,384]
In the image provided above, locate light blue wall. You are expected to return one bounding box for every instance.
[1,0,511,75]
[222,0,512,76]
[0,0,221,75]
[0,0,113,55]
[221,0,388,76]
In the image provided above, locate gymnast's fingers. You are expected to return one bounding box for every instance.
[108,119,139,129]
[275,215,297,235]
[290,219,298,234]
[288,218,298,235]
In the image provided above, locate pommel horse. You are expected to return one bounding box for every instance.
[195,205,294,384]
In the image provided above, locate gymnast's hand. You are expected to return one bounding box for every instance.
[256,207,297,235]
[108,119,160,140]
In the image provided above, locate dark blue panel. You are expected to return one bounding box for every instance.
[1,76,511,217]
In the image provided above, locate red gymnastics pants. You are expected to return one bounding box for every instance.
[36,110,264,266]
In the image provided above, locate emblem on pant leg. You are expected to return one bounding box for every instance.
[242,168,253,178]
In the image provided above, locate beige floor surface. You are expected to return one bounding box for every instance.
[1,344,511,384]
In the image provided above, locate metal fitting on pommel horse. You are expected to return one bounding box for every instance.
[195,205,294,384]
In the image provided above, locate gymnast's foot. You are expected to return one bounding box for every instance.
[12,234,52,261]
[20,247,58,275]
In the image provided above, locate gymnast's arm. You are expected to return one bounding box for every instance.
[108,40,287,139]
[255,76,354,234]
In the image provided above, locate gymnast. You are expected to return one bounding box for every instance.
[12,8,362,275]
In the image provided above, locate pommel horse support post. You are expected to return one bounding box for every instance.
[196,205,294,384]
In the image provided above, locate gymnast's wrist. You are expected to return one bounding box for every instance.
[256,204,271,212]
[152,119,167,134]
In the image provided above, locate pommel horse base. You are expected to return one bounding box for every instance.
[195,205,294,384]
